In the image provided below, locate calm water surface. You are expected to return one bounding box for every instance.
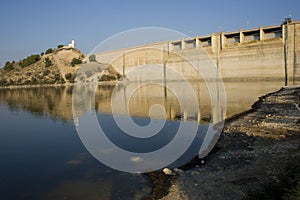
[0,80,283,199]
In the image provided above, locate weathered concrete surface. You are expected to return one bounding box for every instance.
[145,86,300,200]
[94,20,300,84]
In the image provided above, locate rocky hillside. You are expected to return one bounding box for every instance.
[0,47,122,86]
[0,48,85,86]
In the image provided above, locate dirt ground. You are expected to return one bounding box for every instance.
[145,86,300,200]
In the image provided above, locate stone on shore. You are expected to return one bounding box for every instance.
[163,168,175,176]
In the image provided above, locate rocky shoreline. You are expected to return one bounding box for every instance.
[145,86,300,200]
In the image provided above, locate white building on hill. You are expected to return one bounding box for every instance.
[68,40,75,48]
[60,40,75,50]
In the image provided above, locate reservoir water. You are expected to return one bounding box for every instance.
[0,80,283,199]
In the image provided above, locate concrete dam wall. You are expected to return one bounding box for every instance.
[94,20,300,85]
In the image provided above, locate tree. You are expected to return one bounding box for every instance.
[57,44,64,49]
[19,54,40,68]
[70,58,82,67]
[45,48,53,54]
[3,61,13,71]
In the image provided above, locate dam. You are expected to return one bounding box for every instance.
[93,19,300,85]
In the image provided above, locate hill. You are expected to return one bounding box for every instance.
[0,48,85,86]
[0,48,121,86]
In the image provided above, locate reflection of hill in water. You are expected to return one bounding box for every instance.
[0,85,119,122]
[0,86,75,121]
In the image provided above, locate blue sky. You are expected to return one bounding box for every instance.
[1,0,300,67]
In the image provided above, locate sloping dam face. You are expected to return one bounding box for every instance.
[94,20,300,85]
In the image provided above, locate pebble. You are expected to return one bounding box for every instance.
[163,168,175,176]
[173,168,184,173]
[191,171,200,175]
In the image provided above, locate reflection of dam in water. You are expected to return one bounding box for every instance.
[95,81,212,123]
[72,81,220,125]
[0,80,283,122]
[79,80,283,123]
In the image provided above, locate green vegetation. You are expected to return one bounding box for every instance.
[54,74,61,81]
[45,48,53,54]
[43,69,50,76]
[19,54,40,68]
[0,44,84,86]
[3,61,14,71]
[65,73,72,80]
[30,77,38,85]
[44,57,52,67]
[0,79,7,85]
[70,58,82,67]
[65,73,75,83]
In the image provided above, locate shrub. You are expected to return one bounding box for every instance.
[45,48,53,54]
[31,77,38,85]
[40,52,44,56]
[43,69,50,76]
[19,54,40,68]
[70,58,82,67]
[44,57,52,67]
[57,44,64,48]
[3,61,13,71]
[54,74,61,81]
[58,78,65,84]
[0,78,7,85]
[65,73,72,80]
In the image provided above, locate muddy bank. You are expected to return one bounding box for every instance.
[145,86,300,200]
